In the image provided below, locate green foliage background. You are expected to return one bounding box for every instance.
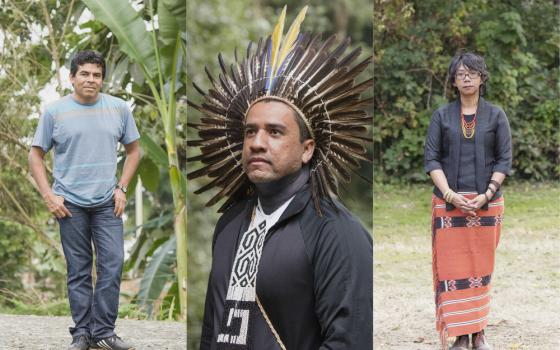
[186,0,373,347]
[0,0,186,319]
[374,0,559,182]
[0,0,80,312]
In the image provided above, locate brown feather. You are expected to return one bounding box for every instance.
[205,66,216,85]
[206,171,247,206]
[326,151,352,183]
[187,156,239,179]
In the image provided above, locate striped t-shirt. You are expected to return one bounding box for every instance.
[32,93,140,207]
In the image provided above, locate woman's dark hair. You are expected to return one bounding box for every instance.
[70,50,106,79]
[448,51,489,95]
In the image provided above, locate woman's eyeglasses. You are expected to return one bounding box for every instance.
[456,71,481,80]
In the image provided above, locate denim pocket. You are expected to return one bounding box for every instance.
[92,201,122,227]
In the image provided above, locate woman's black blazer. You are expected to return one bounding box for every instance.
[424,97,512,208]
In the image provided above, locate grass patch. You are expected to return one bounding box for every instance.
[0,297,149,320]
[0,288,149,320]
[374,181,559,241]
[118,302,149,320]
[0,296,70,316]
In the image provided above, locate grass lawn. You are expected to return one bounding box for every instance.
[374,182,559,239]
[373,182,560,349]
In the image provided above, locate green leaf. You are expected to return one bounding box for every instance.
[82,0,158,78]
[137,235,176,318]
[162,281,179,320]
[72,1,87,22]
[156,0,186,79]
[124,213,173,272]
[107,56,129,89]
[126,173,138,200]
[138,157,160,192]
[129,61,146,86]
[158,0,186,47]
[140,134,169,167]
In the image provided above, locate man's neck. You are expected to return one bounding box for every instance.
[72,92,100,105]
[254,166,310,214]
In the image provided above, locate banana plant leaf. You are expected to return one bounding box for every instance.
[137,235,176,318]
[82,0,158,78]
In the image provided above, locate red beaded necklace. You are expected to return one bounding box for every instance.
[461,112,476,139]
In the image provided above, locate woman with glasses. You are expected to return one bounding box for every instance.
[424,52,512,350]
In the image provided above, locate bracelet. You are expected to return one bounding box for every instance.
[443,189,455,203]
[487,186,496,195]
[489,180,501,191]
[484,192,491,202]
[116,184,128,194]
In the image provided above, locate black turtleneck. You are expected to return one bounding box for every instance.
[254,165,310,214]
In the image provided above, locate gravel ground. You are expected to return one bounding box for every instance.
[0,314,186,349]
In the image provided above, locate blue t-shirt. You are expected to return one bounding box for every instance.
[32,93,140,207]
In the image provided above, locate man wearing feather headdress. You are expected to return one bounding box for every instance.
[188,7,373,349]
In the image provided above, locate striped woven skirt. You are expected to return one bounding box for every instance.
[431,193,504,347]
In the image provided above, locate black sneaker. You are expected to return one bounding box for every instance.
[68,334,90,350]
[91,335,135,350]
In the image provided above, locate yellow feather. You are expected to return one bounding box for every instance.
[277,6,308,70]
[269,6,287,86]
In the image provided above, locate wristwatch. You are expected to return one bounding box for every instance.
[116,184,127,194]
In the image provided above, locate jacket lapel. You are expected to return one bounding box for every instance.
[475,97,490,209]
[449,100,462,190]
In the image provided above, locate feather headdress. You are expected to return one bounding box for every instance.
[188,6,372,212]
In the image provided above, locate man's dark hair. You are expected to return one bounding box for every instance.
[448,51,489,95]
[70,50,106,79]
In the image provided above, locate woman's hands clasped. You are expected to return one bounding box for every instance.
[451,193,487,216]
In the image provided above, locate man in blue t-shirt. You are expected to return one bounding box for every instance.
[29,51,140,350]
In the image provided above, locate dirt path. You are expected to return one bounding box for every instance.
[374,228,560,350]
[0,314,185,349]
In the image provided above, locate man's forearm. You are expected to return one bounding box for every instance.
[118,141,141,186]
[28,147,53,199]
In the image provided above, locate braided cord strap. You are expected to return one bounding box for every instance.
[256,295,287,350]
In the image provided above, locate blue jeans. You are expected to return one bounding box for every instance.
[58,199,124,340]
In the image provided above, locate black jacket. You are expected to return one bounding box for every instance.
[200,184,373,350]
[424,97,512,207]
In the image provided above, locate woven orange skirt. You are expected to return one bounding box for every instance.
[431,193,504,348]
